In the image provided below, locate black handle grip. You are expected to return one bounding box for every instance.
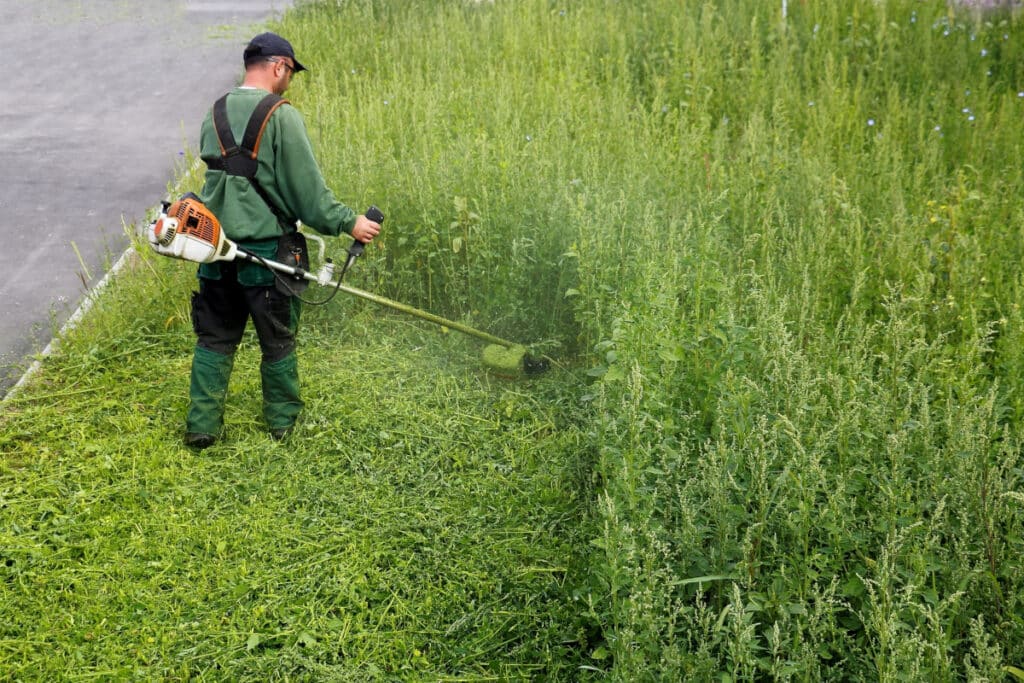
[347,205,385,259]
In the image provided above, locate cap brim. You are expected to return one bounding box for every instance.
[293,59,308,73]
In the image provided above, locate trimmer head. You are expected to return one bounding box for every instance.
[522,354,550,375]
[482,344,549,376]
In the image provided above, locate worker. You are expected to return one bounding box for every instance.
[184,32,380,449]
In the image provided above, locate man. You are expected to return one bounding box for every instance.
[184,32,380,449]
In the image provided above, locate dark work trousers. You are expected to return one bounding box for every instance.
[187,261,303,435]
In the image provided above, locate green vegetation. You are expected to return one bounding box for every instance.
[0,239,594,679]
[3,0,1024,679]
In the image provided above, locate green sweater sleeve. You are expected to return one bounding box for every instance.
[263,103,357,238]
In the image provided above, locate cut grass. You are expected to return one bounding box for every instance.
[0,254,597,680]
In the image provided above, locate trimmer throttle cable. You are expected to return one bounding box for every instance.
[245,205,384,306]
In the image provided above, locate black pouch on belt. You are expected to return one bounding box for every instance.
[275,231,310,296]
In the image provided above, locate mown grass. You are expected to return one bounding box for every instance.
[1,246,596,680]
[4,0,1024,680]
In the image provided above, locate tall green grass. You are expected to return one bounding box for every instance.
[3,0,1024,679]
[286,0,1024,677]
[535,0,1024,679]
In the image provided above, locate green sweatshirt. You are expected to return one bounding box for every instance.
[197,87,357,284]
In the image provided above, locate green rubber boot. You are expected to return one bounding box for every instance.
[186,346,235,438]
[261,352,303,435]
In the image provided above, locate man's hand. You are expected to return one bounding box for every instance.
[352,214,382,243]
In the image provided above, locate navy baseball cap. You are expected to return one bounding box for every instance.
[244,32,307,72]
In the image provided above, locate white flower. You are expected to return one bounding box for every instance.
[867,119,875,126]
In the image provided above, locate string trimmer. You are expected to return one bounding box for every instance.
[148,196,549,375]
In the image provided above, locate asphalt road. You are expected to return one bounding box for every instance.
[0,0,292,395]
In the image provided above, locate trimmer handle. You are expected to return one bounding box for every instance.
[365,205,385,224]
[348,205,384,259]
[339,205,384,282]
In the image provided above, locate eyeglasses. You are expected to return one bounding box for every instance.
[265,57,296,75]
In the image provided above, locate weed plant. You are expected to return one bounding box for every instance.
[3,0,1024,680]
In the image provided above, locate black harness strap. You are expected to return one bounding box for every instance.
[239,94,285,159]
[204,93,294,229]
[211,96,239,159]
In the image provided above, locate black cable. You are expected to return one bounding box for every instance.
[237,204,382,306]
